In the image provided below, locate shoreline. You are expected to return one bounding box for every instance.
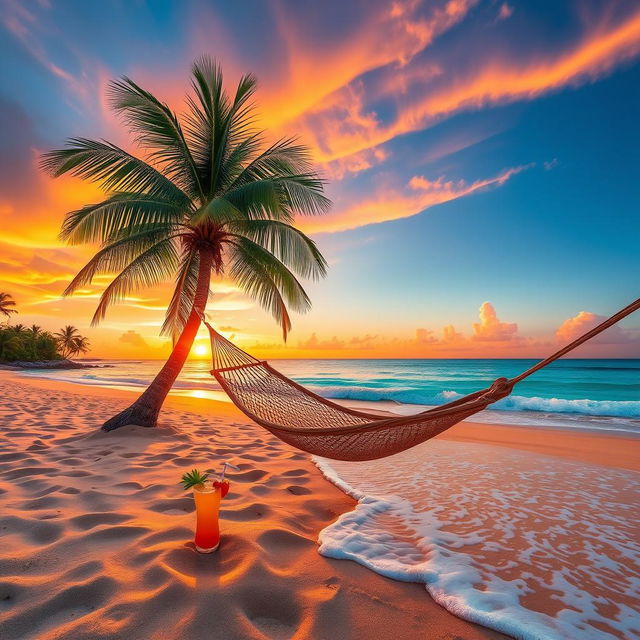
[0,360,112,371]
[8,360,640,440]
[1,372,637,639]
[6,369,639,470]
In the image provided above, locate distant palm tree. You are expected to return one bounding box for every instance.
[11,324,27,334]
[42,57,330,431]
[69,335,90,358]
[30,324,42,335]
[0,293,17,321]
[54,325,90,359]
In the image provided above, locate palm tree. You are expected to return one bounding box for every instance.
[54,325,89,359]
[42,57,330,431]
[0,293,17,321]
[69,335,90,358]
[30,324,42,335]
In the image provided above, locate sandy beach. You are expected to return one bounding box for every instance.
[1,372,638,640]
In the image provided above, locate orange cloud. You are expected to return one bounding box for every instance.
[260,0,477,132]
[302,165,527,233]
[472,302,519,342]
[298,333,345,350]
[255,302,531,358]
[556,311,637,344]
[0,154,103,249]
[416,328,438,344]
[295,9,640,164]
[119,330,148,349]
[442,324,464,344]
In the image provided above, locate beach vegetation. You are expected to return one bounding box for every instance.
[53,325,91,359]
[0,293,17,320]
[0,322,90,363]
[42,57,330,431]
[0,326,59,361]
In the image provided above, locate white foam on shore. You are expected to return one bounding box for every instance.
[313,441,640,640]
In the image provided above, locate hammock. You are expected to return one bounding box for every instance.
[204,297,639,461]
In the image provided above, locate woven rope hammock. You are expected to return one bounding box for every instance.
[204,297,639,461]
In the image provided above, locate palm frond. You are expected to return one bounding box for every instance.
[91,238,180,325]
[226,220,327,280]
[63,226,180,297]
[109,77,204,202]
[277,174,332,216]
[190,195,244,227]
[40,138,191,203]
[223,179,292,222]
[185,57,258,198]
[184,58,229,196]
[229,138,323,186]
[0,293,17,317]
[213,132,264,193]
[210,71,258,193]
[229,237,312,340]
[60,193,187,245]
[161,249,201,341]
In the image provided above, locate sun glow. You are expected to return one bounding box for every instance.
[192,344,208,358]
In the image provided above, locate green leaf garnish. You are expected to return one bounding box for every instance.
[180,468,209,490]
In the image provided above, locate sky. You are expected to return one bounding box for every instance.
[0,0,639,359]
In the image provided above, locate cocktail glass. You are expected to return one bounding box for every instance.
[193,482,221,553]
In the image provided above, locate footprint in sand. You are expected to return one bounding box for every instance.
[24,520,64,544]
[141,526,193,546]
[84,525,150,544]
[221,502,271,521]
[113,481,144,491]
[69,513,131,531]
[286,485,312,495]
[281,468,308,477]
[23,496,62,510]
[257,528,314,555]
[239,584,302,640]
[148,497,193,514]
[227,469,267,483]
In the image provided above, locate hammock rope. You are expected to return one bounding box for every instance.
[203,297,639,461]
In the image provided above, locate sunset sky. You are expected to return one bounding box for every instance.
[1,0,639,359]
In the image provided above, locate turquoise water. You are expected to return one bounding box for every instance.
[16,358,640,434]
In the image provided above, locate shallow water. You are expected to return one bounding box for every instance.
[16,357,640,435]
[314,441,640,640]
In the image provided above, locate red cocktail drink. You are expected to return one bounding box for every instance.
[183,463,236,553]
[193,482,221,553]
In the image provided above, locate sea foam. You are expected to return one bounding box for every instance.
[311,385,640,419]
[313,441,640,640]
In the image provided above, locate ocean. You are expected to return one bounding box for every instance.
[15,357,640,435]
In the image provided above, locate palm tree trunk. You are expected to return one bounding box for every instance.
[102,250,213,431]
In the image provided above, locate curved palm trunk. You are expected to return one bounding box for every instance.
[102,250,213,431]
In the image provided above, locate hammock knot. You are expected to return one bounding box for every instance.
[481,377,514,403]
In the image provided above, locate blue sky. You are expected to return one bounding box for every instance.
[0,0,638,357]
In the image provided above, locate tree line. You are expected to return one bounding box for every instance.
[0,293,90,361]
